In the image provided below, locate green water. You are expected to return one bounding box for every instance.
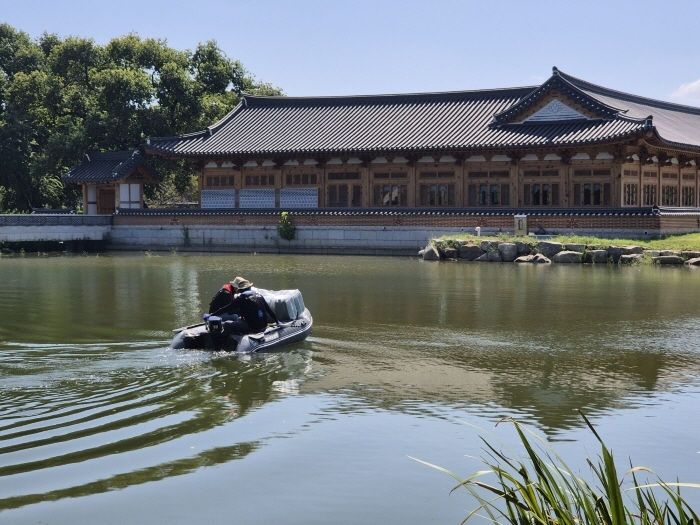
[2,253,700,524]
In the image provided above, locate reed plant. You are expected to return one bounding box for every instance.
[411,412,699,525]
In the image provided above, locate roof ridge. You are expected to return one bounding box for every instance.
[559,70,700,115]
[242,85,536,105]
[88,149,140,159]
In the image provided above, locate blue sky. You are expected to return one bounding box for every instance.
[4,0,700,105]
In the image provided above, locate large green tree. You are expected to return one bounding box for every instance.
[0,25,282,211]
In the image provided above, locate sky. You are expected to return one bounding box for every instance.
[3,0,700,105]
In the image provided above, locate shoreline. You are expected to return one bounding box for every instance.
[423,235,700,265]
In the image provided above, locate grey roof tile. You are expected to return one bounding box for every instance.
[63,150,162,183]
[146,69,699,158]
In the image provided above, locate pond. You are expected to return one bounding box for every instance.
[1,253,700,524]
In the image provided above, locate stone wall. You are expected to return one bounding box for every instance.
[109,225,449,255]
[2,209,700,253]
[0,214,112,242]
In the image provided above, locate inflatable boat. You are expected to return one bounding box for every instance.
[170,288,312,353]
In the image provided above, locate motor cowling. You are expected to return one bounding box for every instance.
[207,316,223,333]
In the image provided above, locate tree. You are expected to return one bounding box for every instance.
[0,24,283,212]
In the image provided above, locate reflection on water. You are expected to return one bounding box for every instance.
[1,254,700,523]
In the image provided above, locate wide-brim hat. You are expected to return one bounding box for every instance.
[230,276,253,290]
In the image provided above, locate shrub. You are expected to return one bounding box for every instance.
[278,211,297,241]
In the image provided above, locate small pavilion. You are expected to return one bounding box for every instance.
[63,150,161,214]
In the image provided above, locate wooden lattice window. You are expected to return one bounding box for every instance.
[523,183,559,206]
[624,184,638,206]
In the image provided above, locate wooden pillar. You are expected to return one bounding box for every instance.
[565,155,573,207]
[676,158,682,207]
[196,162,204,208]
[113,182,121,209]
[638,156,643,207]
[613,156,622,207]
[410,156,419,207]
[82,184,88,214]
[693,159,700,206]
[320,159,327,207]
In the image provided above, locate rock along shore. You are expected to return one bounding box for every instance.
[420,239,700,266]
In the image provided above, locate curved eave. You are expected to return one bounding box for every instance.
[146,103,245,150]
[645,130,700,154]
[143,127,649,159]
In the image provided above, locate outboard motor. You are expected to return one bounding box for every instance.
[206,315,223,334]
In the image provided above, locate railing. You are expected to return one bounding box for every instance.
[0,214,113,226]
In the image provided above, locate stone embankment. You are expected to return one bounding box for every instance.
[421,239,700,266]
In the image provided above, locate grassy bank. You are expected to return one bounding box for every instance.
[437,232,700,252]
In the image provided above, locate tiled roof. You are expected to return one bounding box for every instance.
[145,68,699,158]
[558,71,700,153]
[63,150,162,183]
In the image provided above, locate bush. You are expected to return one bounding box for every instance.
[278,211,296,241]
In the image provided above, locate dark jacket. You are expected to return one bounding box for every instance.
[226,291,278,331]
[209,284,235,314]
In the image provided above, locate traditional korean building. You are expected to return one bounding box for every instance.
[144,67,700,213]
[63,150,161,214]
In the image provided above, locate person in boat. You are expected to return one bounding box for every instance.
[218,277,280,335]
[208,281,241,321]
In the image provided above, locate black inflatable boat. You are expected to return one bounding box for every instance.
[170,289,312,353]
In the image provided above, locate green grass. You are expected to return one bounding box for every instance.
[437,233,700,252]
[411,412,699,525]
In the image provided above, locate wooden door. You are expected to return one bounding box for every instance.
[97,188,115,214]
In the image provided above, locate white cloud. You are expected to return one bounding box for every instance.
[672,79,700,102]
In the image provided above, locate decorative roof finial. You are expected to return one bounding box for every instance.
[552,66,560,75]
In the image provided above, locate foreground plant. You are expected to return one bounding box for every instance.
[411,411,699,525]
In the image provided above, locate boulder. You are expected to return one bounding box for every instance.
[653,255,684,265]
[498,242,518,262]
[423,244,441,261]
[480,240,498,251]
[417,249,425,257]
[538,241,564,258]
[551,251,582,263]
[443,247,458,259]
[659,250,681,256]
[515,253,551,264]
[644,250,660,257]
[620,245,644,255]
[487,249,502,262]
[583,249,609,264]
[474,253,490,262]
[620,254,643,264]
[459,244,485,261]
[566,243,585,253]
[515,241,532,256]
[607,246,622,263]
[682,251,700,260]
[684,257,700,266]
